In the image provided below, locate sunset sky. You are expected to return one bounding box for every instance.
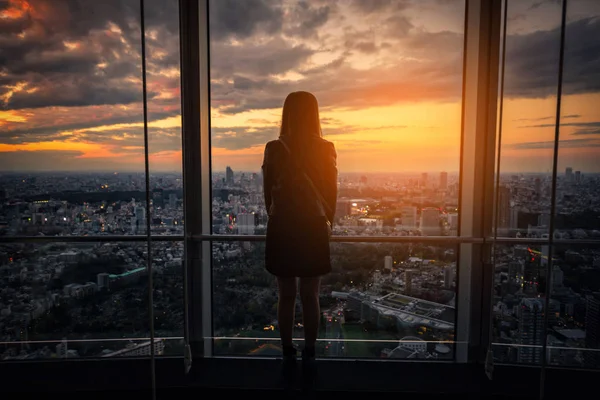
[0,0,599,173]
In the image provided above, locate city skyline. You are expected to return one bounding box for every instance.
[0,0,599,174]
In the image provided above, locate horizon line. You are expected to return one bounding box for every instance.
[0,170,596,175]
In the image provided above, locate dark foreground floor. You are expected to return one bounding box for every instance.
[2,356,596,400]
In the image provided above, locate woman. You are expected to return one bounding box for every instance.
[262,91,337,378]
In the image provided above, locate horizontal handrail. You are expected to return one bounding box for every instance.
[1,234,599,245]
[192,234,483,243]
[0,235,184,243]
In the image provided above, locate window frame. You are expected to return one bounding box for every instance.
[180,0,504,363]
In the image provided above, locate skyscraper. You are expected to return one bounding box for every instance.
[439,171,448,190]
[135,206,146,224]
[497,186,511,230]
[401,206,417,229]
[420,172,428,188]
[566,167,573,182]
[226,166,234,185]
[518,298,545,364]
[419,207,440,235]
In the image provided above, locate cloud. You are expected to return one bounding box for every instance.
[504,17,600,98]
[209,122,410,151]
[208,0,283,40]
[283,1,332,39]
[211,126,279,150]
[508,138,600,149]
[520,121,600,129]
[528,0,561,11]
[572,128,600,136]
[0,106,179,145]
[0,0,181,111]
[514,114,580,122]
[384,14,414,37]
[349,0,408,14]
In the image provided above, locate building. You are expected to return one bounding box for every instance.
[443,265,454,289]
[97,273,110,290]
[169,193,178,209]
[518,298,545,364]
[401,206,417,230]
[335,199,351,220]
[565,167,573,181]
[384,256,393,271]
[152,188,164,208]
[236,213,255,235]
[420,172,428,188]
[419,207,440,236]
[551,265,564,289]
[135,206,146,224]
[226,166,234,185]
[585,293,600,368]
[497,185,510,230]
[575,170,581,182]
[508,261,523,286]
[439,172,448,190]
[447,213,459,231]
[538,213,551,228]
[404,270,416,295]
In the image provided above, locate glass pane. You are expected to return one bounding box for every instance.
[212,240,457,359]
[554,0,600,241]
[208,0,465,237]
[494,0,563,238]
[145,0,184,237]
[0,0,147,237]
[0,241,153,360]
[491,243,550,365]
[547,243,600,369]
[152,241,184,356]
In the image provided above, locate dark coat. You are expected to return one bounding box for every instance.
[262,136,338,277]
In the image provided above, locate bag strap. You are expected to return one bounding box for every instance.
[278,139,332,222]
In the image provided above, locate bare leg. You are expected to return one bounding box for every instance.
[299,277,321,352]
[277,277,297,348]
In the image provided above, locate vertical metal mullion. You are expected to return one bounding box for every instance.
[540,0,568,398]
[485,0,509,378]
[179,0,205,364]
[198,0,213,357]
[139,0,156,396]
[457,0,501,363]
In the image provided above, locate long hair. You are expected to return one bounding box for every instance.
[279,91,322,141]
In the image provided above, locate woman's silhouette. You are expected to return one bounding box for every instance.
[262,91,337,380]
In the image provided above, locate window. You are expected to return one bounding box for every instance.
[0,0,184,359]
[492,0,600,369]
[207,0,466,359]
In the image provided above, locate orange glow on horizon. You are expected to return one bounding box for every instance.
[0,0,31,20]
